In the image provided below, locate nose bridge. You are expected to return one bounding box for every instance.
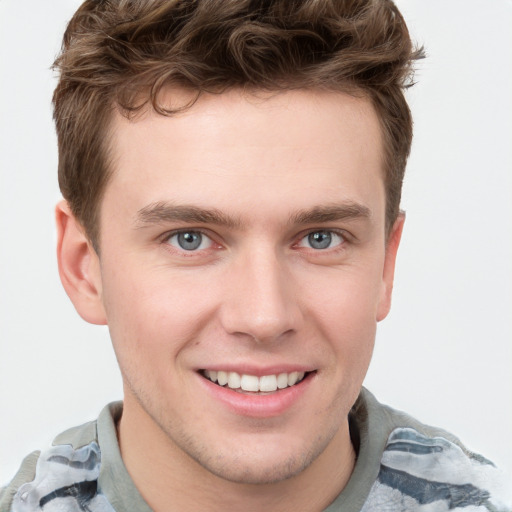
[220,244,300,342]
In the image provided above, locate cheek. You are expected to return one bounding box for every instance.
[100,263,218,352]
[301,266,381,369]
[304,263,383,326]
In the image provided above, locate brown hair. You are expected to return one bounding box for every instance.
[53,0,424,248]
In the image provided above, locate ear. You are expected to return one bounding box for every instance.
[376,213,405,322]
[56,200,107,325]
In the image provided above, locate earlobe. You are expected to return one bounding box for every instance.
[56,200,107,325]
[376,213,405,322]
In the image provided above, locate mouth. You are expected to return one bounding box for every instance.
[200,369,311,394]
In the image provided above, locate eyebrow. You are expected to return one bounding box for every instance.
[289,203,372,225]
[135,200,371,229]
[135,202,242,229]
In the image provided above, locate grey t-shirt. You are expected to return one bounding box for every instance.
[1,388,511,511]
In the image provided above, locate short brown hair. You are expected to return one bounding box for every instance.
[53,0,423,248]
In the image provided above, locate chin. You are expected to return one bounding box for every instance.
[177,426,338,486]
[195,450,314,485]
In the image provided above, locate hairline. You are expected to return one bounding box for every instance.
[87,84,396,253]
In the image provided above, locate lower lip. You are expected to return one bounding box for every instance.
[198,372,314,418]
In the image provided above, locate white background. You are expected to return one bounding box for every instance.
[1,0,511,484]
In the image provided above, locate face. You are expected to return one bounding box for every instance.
[88,89,400,484]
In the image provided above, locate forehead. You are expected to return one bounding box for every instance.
[103,88,384,227]
[112,87,381,159]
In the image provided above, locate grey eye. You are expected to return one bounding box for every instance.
[307,231,332,249]
[168,231,208,251]
[177,232,202,250]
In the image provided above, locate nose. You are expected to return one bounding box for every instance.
[219,248,303,343]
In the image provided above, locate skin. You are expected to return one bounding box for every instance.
[57,89,403,512]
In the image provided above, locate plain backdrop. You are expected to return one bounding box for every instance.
[1,0,511,484]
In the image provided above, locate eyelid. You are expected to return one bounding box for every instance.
[293,228,352,250]
[157,227,353,253]
[160,228,221,252]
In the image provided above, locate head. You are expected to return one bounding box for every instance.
[54,0,422,249]
[54,0,422,492]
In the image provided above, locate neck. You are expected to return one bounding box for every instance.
[118,396,356,512]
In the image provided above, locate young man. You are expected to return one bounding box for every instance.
[1,1,510,511]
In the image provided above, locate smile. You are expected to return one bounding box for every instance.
[201,370,308,393]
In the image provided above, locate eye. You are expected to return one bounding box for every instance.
[166,231,213,251]
[298,230,345,250]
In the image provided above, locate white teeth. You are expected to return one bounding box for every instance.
[277,373,289,389]
[259,374,277,392]
[204,370,307,392]
[288,371,299,386]
[217,371,228,386]
[241,374,259,392]
[228,372,241,389]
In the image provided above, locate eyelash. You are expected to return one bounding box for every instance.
[161,229,219,255]
[294,229,349,252]
[160,228,352,255]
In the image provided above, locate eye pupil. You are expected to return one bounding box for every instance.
[308,231,332,249]
[177,232,202,250]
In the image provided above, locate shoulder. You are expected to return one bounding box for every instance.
[0,405,120,512]
[358,389,512,511]
[0,452,40,512]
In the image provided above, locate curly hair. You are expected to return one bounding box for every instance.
[53,0,424,247]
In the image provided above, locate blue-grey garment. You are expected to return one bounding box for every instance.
[1,389,511,511]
